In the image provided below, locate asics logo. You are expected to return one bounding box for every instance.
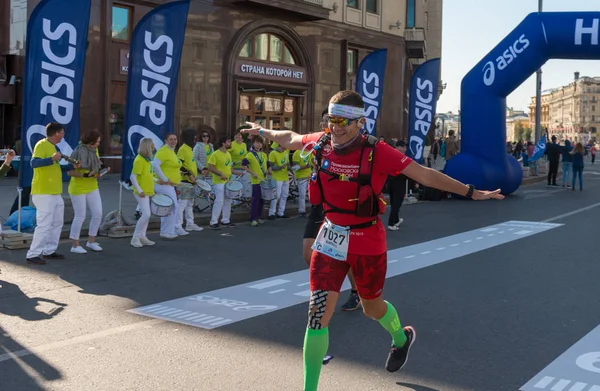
[483,61,495,86]
[482,33,530,86]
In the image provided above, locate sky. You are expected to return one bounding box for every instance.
[436,0,600,114]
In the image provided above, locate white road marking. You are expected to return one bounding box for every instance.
[248,279,290,290]
[543,201,600,223]
[534,376,554,388]
[131,221,561,330]
[521,325,600,391]
[515,230,533,235]
[436,247,445,251]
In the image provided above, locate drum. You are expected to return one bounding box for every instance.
[225,180,244,199]
[175,182,194,200]
[150,194,174,217]
[195,178,212,198]
[260,179,278,201]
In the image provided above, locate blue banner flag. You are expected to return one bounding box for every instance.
[19,0,91,187]
[406,58,441,164]
[530,132,547,162]
[121,0,190,182]
[355,49,387,136]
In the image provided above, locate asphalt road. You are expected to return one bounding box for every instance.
[1,164,600,391]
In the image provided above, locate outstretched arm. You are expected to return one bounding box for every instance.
[241,122,305,151]
[401,161,503,200]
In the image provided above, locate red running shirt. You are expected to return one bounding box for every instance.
[302,132,413,255]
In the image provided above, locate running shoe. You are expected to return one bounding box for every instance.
[385,326,416,372]
[340,292,361,311]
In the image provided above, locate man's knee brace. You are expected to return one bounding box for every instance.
[307,290,328,330]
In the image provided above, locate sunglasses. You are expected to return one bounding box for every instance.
[328,116,361,127]
[201,134,209,137]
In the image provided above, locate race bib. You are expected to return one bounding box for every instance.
[312,220,350,261]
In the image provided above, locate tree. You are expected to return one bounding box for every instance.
[514,122,525,141]
[523,127,533,141]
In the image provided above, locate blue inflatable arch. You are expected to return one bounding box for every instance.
[444,12,600,195]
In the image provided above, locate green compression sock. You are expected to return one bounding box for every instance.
[303,327,329,391]
[378,301,407,348]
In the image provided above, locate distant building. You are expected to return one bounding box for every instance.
[506,107,530,142]
[529,72,600,142]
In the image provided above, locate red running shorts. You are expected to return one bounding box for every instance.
[309,251,387,300]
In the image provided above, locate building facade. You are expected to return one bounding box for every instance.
[0,0,442,171]
[529,72,600,143]
[505,107,530,142]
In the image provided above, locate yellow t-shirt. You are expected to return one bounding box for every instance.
[207,149,232,185]
[269,149,290,182]
[68,149,100,196]
[228,141,247,167]
[205,144,214,159]
[177,144,197,182]
[293,150,312,179]
[244,151,267,185]
[31,138,62,195]
[131,155,155,196]
[154,145,181,185]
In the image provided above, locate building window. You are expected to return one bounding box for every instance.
[347,0,359,9]
[406,0,415,28]
[347,49,358,75]
[238,33,296,65]
[366,0,377,14]
[112,5,131,41]
[593,115,596,122]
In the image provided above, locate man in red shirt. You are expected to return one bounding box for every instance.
[243,90,503,391]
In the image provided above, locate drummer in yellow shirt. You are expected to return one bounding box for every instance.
[241,135,268,226]
[152,132,186,239]
[292,149,312,217]
[228,131,250,198]
[268,142,291,219]
[129,138,157,248]
[67,130,109,254]
[177,128,203,232]
[207,136,236,230]
[26,122,80,265]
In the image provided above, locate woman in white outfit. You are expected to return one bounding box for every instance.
[130,138,157,247]
[153,133,187,239]
[67,130,109,254]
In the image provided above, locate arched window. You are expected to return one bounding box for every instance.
[238,33,296,65]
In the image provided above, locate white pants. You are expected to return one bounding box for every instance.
[69,189,103,240]
[27,194,65,258]
[269,180,289,217]
[297,178,308,213]
[210,183,232,225]
[134,194,151,239]
[154,184,178,235]
[177,198,195,228]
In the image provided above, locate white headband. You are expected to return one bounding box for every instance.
[328,103,365,119]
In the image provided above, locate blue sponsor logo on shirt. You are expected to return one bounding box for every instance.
[322,159,330,169]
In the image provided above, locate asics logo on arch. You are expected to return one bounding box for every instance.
[482,61,495,86]
[482,33,530,86]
